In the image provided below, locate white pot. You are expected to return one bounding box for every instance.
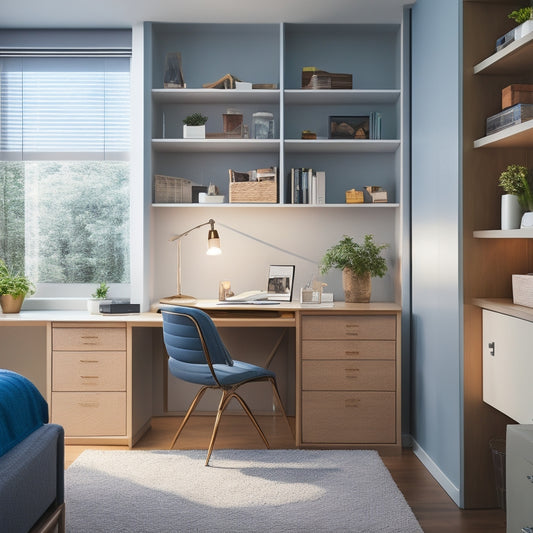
[87,298,111,314]
[521,211,533,228]
[501,194,522,230]
[183,125,205,139]
[515,19,533,40]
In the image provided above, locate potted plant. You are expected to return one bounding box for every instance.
[0,259,36,313]
[508,7,533,40]
[87,282,111,314]
[182,113,208,139]
[498,164,533,229]
[320,234,388,303]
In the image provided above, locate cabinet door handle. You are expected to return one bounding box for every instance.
[345,351,360,356]
[345,398,360,408]
[488,342,495,356]
[345,368,360,379]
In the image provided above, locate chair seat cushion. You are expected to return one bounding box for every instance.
[169,358,275,387]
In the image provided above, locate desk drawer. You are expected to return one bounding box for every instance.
[302,391,396,444]
[52,351,126,391]
[302,339,395,360]
[302,360,395,391]
[52,326,126,351]
[302,315,396,340]
[52,391,126,436]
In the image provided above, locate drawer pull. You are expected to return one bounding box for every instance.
[80,376,99,379]
[78,401,99,408]
[345,332,359,337]
[81,335,100,339]
[80,360,99,363]
[345,368,360,379]
[345,351,360,356]
[345,398,360,408]
[345,324,359,329]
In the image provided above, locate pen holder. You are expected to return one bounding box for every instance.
[300,287,322,304]
[219,281,233,301]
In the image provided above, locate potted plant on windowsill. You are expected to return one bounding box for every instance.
[0,260,36,314]
[319,234,388,303]
[498,164,533,229]
[87,282,111,314]
[183,113,208,139]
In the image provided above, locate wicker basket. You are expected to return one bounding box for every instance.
[229,168,278,203]
[512,274,533,308]
[153,175,192,203]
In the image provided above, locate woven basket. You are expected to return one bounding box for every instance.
[153,175,192,203]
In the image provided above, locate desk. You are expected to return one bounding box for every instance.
[0,301,401,449]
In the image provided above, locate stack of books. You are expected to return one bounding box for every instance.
[301,67,352,90]
[289,168,326,204]
[370,112,382,139]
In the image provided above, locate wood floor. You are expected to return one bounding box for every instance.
[65,415,506,533]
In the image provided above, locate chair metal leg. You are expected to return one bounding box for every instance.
[230,392,270,449]
[269,377,293,437]
[169,386,208,450]
[205,390,233,466]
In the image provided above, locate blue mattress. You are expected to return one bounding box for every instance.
[0,369,48,456]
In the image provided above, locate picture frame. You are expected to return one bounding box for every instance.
[267,265,295,301]
[329,115,370,139]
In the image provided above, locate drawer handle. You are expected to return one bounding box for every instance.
[345,351,360,356]
[345,368,360,379]
[345,324,359,328]
[78,402,99,408]
[345,332,359,337]
[80,360,99,363]
[345,398,360,408]
[81,335,99,339]
[82,342,98,345]
[80,376,99,379]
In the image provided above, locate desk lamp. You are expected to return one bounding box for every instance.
[160,219,221,304]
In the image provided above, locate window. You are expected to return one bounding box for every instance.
[0,33,131,301]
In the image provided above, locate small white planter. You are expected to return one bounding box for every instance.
[87,298,111,314]
[521,211,533,228]
[183,125,205,139]
[515,19,533,40]
[501,194,522,230]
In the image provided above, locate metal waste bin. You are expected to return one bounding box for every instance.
[489,437,506,510]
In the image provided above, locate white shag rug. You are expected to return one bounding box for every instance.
[65,449,423,533]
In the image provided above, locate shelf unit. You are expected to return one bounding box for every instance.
[148,22,404,207]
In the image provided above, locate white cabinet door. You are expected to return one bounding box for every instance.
[483,310,533,423]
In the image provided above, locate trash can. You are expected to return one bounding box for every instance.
[489,437,506,510]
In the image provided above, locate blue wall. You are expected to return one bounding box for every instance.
[410,0,463,505]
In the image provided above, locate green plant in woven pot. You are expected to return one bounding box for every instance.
[0,259,36,313]
[320,234,388,303]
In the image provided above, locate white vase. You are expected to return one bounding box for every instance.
[183,125,205,139]
[501,194,522,230]
[87,298,111,314]
[521,211,533,228]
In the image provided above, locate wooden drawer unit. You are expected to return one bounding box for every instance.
[51,323,128,442]
[299,313,400,448]
[51,391,126,436]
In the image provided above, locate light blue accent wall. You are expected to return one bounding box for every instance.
[411,0,463,503]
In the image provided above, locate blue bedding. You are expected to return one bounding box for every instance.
[0,369,48,457]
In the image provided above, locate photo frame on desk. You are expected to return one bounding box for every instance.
[267,265,295,301]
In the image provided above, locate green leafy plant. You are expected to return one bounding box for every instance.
[320,234,388,278]
[498,164,533,211]
[91,282,110,299]
[0,259,36,297]
[183,113,208,126]
[508,7,532,25]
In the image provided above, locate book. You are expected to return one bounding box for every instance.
[289,168,317,204]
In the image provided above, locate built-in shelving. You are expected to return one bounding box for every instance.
[152,88,279,104]
[152,138,279,153]
[474,120,533,149]
[473,228,533,239]
[283,89,401,105]
[152,202,401,208]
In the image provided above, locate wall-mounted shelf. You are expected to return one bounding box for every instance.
[473,228,533,238]
[473,120,533,149]
[152,139,280,153]
[283,89,401,105]
[284,139,400,153]
[152,88,279,104]
[152,202,401,208]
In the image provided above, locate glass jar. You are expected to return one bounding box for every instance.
[252,112,274,139]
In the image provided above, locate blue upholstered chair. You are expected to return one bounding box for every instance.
[161,305,290,465]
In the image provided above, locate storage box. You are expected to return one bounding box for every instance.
[512,274,533,308]
[301,68,352,90]
[364,186,388,203]
[153,175,192,203]
[229,168,278,203]
[502,84,533,109]
[486,103,533,135]
[345,189,364,203]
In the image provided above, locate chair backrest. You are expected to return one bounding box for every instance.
[161,306,233,367]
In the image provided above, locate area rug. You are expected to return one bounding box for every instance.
[65,449,423,533]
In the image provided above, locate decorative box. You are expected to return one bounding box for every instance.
[345,189,364,203]
[153,175,192,203]
[512,274,533,308]
[486,103,533,136]
[502,84,533,110]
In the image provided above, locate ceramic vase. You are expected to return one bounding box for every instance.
[521,211,533,228]
[501,194,522,230]
[342,268,371,303]
[183,125,205,139]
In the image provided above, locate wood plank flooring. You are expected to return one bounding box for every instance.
[65,416,506,533]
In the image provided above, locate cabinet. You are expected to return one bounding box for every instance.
[298,312,400,447]
[50,323,127,440]
[482,309,533,424]
[148,22,403,207]
[506,424,533,533]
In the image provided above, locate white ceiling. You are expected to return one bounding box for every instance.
[1,0,414,28]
